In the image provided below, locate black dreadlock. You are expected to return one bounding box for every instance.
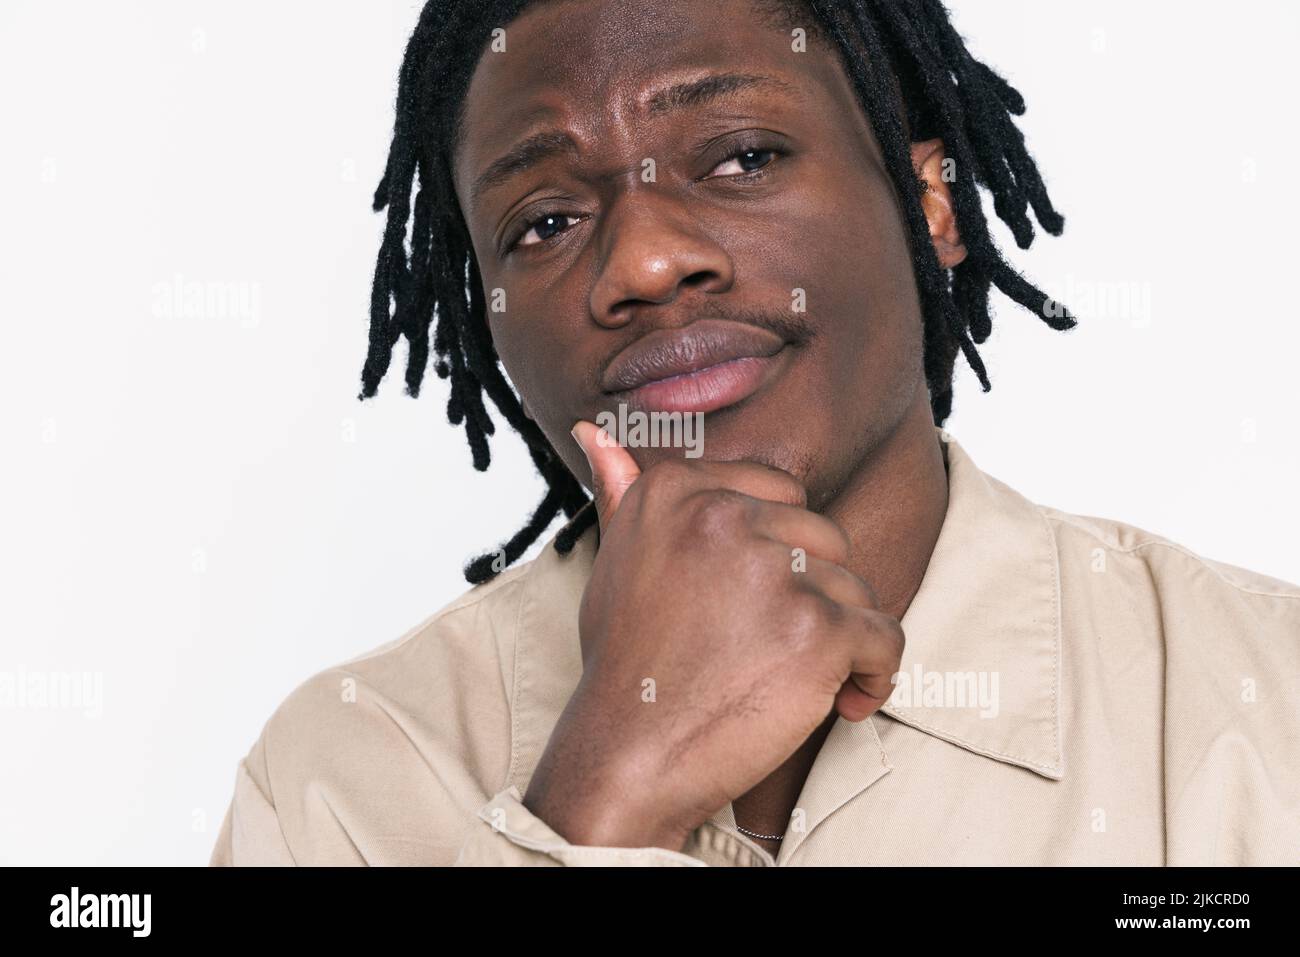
[358,0,1075,585]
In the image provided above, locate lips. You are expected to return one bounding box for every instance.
[601,320,787,391]
[600,319,790,415]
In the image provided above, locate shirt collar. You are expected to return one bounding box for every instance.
[504,426,1065,799]
[881,427,1065,780]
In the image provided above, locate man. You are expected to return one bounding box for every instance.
[211,0,1300,865]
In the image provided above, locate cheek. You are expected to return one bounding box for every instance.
[465,223,578,410]
[740,157,919,344]
[481,302,590,458]
[739,171,925,489]
[486,314,555,413]
[809,179,924,395]
[754,176,921,392]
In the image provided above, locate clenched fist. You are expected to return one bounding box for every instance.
[522,421,905,852]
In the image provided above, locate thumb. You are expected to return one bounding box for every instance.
[571,419,641,531]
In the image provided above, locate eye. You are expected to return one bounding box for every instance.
[515,213,583,249]
[707,147,778,179]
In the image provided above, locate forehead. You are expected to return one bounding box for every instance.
[451,0,846,203]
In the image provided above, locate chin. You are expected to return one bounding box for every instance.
[699,430,818,482]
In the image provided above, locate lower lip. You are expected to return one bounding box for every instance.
[613,350,788,415]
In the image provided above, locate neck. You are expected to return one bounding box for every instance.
[821,394,950,623]
[729,392,949,855]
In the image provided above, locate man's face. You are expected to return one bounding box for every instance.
[452,0,929,510]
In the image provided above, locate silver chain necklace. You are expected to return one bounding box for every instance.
[735,823,784,841]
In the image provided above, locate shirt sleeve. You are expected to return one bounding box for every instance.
[209,743,297,866]
[453,786,708,867]
[1160,564,1300,866]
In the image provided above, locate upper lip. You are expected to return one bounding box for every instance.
[600,319,787,393]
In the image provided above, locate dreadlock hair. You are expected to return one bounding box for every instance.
[358,0,1075,586]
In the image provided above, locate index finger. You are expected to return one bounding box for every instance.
[665,456,808,509]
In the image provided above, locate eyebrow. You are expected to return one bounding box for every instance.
[469,72,795,208]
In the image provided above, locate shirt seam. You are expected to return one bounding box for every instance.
[336,569,535,670]
[256,576,529,867]
[880,709,1062,778]
[505,569,529,792]
[258,722,301,866]
[481,792,705,865]
[496,827,704,865]
[1143,552,1171,866]
[1040,502,1064,772]
[880,501,1065,779]
[1041,508,1300,602]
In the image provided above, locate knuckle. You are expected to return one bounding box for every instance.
[866,611,906,663]
[746,537,798,587]
[636,459,692,505]
[787,589,840,646]
[688,488,751,538]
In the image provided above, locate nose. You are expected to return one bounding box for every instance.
[588,193,735,327]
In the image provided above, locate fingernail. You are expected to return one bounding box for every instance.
[570,423,589,464]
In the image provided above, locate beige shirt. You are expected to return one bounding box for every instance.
[210,428,1300,866]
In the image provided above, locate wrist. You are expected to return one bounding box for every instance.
[523,754,693,853]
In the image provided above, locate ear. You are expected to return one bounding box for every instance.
[910,138,967,270]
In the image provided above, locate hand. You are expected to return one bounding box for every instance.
[522,421,905,852]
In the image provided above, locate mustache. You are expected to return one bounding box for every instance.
[686,301,817,346]
[592,301,816,394]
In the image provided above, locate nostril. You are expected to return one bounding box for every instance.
[682,270,720,289]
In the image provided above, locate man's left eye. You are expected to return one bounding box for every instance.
[708,148,777,178]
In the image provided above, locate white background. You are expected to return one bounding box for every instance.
[1,1,1296,865]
